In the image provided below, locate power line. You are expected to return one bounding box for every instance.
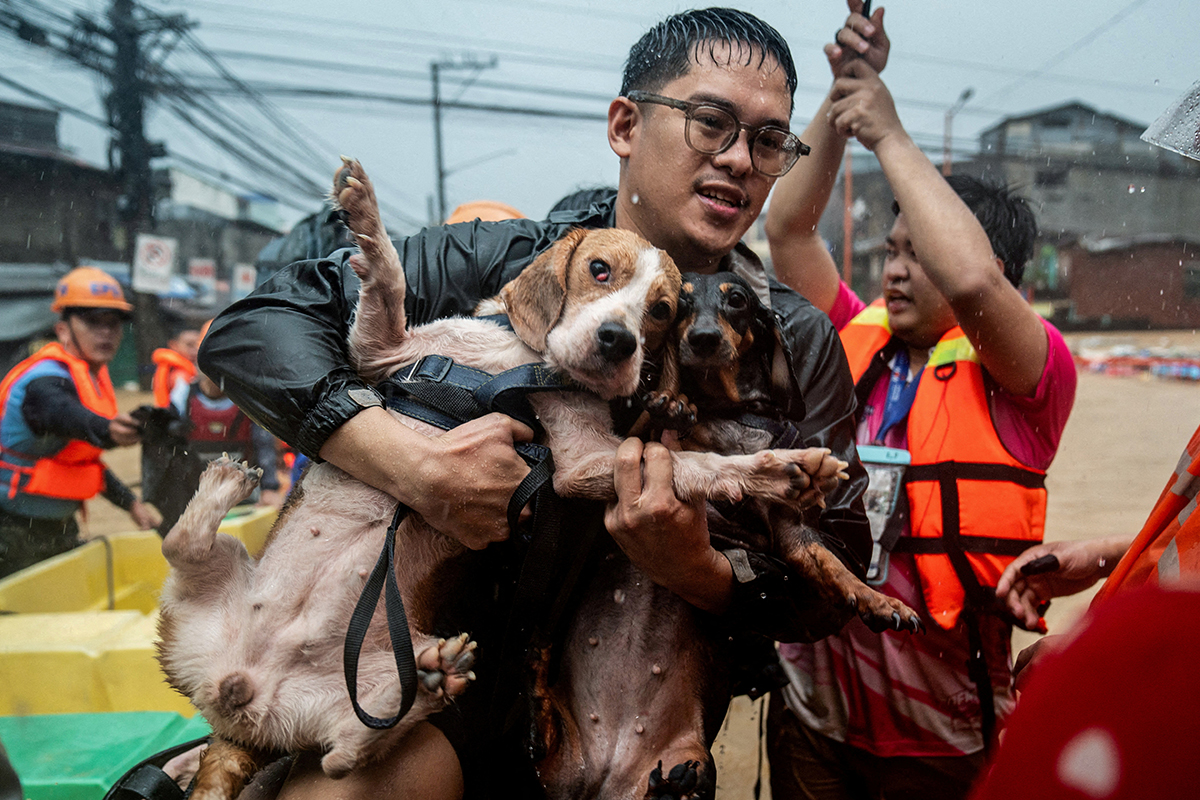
[981,0,1153,107]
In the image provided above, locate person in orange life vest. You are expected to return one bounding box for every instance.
[170,369,282,511]
[150,319,202,408]
[995,421,1200,695]
[0,267,161,578]
[761,5,1077,797]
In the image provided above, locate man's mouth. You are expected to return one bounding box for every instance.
[697,185,747,210]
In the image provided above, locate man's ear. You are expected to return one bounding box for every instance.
[54,319,70,345]
[608,97,638,158]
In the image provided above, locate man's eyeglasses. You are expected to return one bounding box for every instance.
[626,90,810,177]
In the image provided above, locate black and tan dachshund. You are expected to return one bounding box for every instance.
[652,271,924,637]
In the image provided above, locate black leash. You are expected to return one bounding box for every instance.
[343,348,573,730]
[343,502,419,729]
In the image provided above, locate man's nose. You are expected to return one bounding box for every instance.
[883,258,909,284]
[712,130,753,176]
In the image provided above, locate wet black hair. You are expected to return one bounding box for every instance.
[893,174,1038,288]
[620,8,798,115]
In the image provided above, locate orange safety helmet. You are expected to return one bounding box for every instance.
[52,267,133,314]
[444,200,525,225]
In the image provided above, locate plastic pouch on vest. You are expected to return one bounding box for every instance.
[859,445,910,586]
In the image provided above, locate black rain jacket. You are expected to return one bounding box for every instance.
[199,196,871,646]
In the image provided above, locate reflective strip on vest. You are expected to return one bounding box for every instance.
[841,301,1047,630]
[0,342,114,501]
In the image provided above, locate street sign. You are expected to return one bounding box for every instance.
[132,234,177,294]
[187,258,217,292]
[232,263,257,301]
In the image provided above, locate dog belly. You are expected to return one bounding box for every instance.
[536,551,729,799]
[159,463,461,755]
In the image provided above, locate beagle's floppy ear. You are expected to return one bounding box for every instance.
[501,227,587,352]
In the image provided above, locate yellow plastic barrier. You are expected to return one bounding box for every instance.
[0,611,193,716]
[0,507,276,716]
[0,507,276,614]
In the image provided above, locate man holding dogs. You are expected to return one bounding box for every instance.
[199,7,870,799]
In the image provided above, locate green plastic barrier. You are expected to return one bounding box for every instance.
[0,711,210,800]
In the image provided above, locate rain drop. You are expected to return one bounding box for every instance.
[613,589,626,604]
[631,193,640,205]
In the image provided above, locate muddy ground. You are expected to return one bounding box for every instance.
[88,330,1200,798]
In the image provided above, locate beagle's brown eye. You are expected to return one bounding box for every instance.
[649,301,672,321]
[726,289,748,310]
[589,260,611,282]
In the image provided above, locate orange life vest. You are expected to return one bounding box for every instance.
[151,348,198,408]
[1094,424,1200,603]
[840,301,1047,630]
[0,342,116,501]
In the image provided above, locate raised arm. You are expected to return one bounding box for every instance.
[828,59,1049,396]
[766,0,889,314]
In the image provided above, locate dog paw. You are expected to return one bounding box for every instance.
[642,390,697,432]
[415,633,477,699]
[851,590,924,634]
[198,456,262,508]
[647,759,709,800]
[332,157,387,265]
[320,748,358,781]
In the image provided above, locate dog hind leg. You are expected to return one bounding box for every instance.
[335,158,410,382]
[646,755,715,800]
[188,737,273,800]
[320,634,477,779]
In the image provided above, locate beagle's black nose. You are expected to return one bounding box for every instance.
[597,322,637,362]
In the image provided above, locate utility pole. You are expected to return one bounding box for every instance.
[108,0,190,387]
[0,1,190,387]
[430,56,497,223]
[942,87,974,177]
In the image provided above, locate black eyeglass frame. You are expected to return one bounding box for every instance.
[625,90,811,177]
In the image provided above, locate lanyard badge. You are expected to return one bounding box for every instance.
[859,444,911,585]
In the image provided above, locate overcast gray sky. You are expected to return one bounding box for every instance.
[2,0,1196,233]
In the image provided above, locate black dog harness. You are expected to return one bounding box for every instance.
[343,343,575,729]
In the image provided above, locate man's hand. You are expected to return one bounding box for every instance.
[827,0,889,76]
[320,407,535,552]
[109,413,142,447]
[1012,634,1065,694]
[828,59,904,152]
[604,438,732,614]
[130,499,162,531]
[996,536,1132,630]
[412,412,535,550]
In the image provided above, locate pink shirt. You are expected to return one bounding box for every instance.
[780,282,1077,757]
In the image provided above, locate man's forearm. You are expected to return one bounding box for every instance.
[318,406,432,508]
[766,95,846,312]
